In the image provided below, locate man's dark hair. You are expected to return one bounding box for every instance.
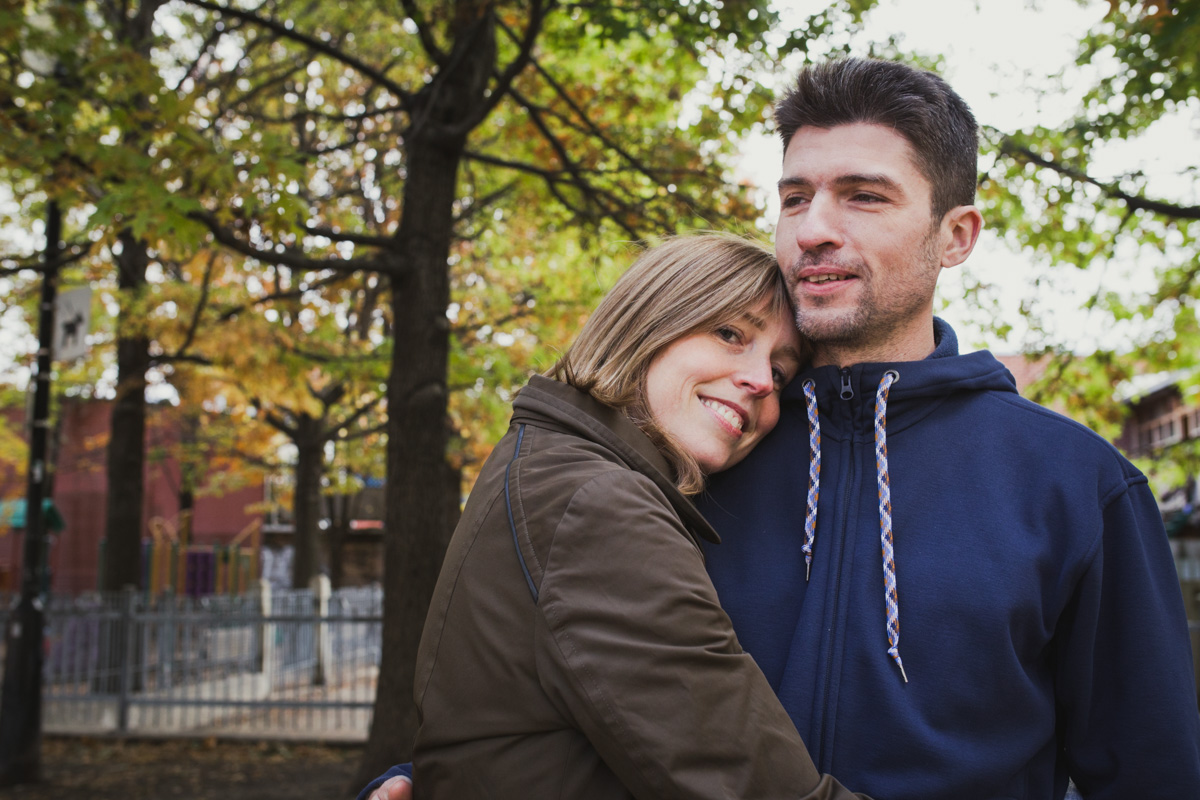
[776,58,978,218]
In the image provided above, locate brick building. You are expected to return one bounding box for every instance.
[0,398,263,594]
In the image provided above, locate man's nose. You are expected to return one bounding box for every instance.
[793,195,843,253]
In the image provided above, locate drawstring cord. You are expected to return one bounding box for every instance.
[802,371,908,683]
[802,380,820,581]
[875,371,907,683]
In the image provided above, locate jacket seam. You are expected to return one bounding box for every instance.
[1079,475,1150,580]
[506,424,540,602]
[989,393,1132,466]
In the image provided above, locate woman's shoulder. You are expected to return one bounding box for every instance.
[514,425,664,506]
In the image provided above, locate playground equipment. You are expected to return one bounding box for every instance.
[98,511,261,597]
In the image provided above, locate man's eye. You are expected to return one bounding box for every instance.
[781,194,809,208]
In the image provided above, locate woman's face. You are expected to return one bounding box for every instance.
[645,301,803,474]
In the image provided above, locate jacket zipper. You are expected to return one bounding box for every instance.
[817,368,855,771]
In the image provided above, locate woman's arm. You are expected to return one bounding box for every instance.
[533,469,867,800]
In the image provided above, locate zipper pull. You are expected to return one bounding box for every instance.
[840,368,854,400]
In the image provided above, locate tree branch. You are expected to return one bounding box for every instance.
[506,87,645,238]
[182,0,415,108]
[452,179,517,229]
[288,345,390,365]
[495,12,709,221]
[456,0,553,134]
[399,0,447,66]
[153,352,215,367]
[216,271,348,321]
[190,210,396,276]
[998,136,1200,221]
[1,243,92,276]
[325,392,386,441]
[301,223,395,248]
[171,250,218,360]
[339,419,387,442]
[255,400,297,437]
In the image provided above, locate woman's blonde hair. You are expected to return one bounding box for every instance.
[549,232,805,494]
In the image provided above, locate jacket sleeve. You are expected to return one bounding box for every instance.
[1057,476,1200,798]
[531,469,868,800]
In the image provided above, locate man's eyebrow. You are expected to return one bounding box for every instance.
[777,173,904,194]
[833,173,904,193]
[777,176,812,192]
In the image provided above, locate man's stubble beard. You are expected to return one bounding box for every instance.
[787,226,943,350]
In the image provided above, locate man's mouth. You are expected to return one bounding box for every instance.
[802,273,852,284]
[700,398,745,433]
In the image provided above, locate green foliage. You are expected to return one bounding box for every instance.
[1077,0,1199,139]
[1,0,885,517]
[978,0,1200,455]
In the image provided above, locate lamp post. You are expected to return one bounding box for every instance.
[0,200,61,786]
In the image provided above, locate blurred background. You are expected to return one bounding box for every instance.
[0,0,1197,796]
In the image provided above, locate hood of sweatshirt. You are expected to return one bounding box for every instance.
[782,318,1020,437]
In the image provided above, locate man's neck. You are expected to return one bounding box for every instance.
[810,319,938,369]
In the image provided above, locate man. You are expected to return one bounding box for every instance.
[365,58,1200,800]
[699,57,1200,799]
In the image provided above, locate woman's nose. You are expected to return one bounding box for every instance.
[737,358,775,396]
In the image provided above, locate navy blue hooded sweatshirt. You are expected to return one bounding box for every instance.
[701,319,1200,800]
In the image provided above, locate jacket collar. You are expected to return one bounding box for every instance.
[782,318,1020,435]
[512,375,720,544]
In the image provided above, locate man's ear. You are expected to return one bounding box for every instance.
[940,205,983,268]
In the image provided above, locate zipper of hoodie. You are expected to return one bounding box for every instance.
[815,368,855,770]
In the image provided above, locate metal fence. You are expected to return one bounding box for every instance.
[0,579,382,741]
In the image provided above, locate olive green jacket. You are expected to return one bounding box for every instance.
[413,376,868,800]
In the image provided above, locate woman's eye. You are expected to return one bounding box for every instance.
[716,326,740,343]
[772,366,788,388]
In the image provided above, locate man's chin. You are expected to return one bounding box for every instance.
[794,308,864,344]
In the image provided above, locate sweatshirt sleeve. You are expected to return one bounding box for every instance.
[532,469,868,800]
[356,763,412,800]
[1057,476,1200,798]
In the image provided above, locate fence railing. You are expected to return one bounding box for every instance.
[0,578,382,741]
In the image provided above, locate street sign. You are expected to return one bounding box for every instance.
[53,286,91,362]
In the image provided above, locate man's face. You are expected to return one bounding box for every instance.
[775,123,947,363]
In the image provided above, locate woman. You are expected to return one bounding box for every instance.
[409,234,866,799]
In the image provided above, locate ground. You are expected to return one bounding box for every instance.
[0,738,367,800]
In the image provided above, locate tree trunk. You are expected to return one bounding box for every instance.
[291,417,324,589]
[355,9,496,785]
[327,492,354,589]
[102,231,150,592]
[96,231,150,694]
[98,0,164,598]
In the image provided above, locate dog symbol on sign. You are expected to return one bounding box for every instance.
[53,286,92,362]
